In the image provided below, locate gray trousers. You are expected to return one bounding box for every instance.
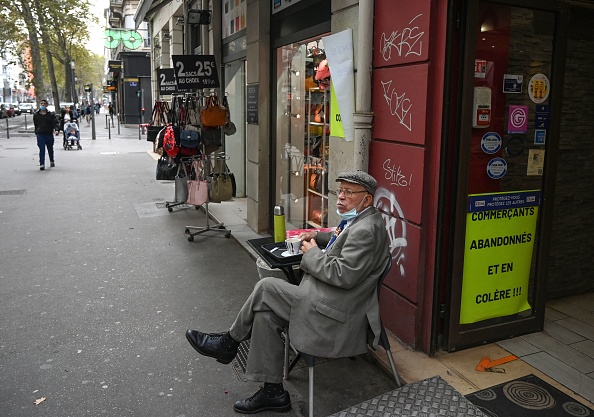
[229,277,299,383]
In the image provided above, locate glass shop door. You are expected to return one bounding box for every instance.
[445,0,568,351]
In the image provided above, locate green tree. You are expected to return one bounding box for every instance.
[3,0,99,107]
[0,3,23,56]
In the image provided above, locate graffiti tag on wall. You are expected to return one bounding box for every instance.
[375,187,408,277]
[380,14,425,62]
[381,80,413,132]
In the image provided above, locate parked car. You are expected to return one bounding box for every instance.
[19,102,35,114]
[0,104,7,118]
[0,103,16,117]
[1,103,20,117]
[11,104,21,116]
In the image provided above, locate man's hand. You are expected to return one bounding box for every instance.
[301,239,317,254]
[298,230,317,241]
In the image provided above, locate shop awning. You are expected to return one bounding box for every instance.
[134,0,173,29]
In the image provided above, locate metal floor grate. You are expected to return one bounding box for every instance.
[328,376,489,417]
[0,189,26,195]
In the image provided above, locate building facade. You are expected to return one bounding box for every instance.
[130,0,594,355]
[107,0,153,125]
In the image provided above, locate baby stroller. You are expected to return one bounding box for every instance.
[63,120,82,150]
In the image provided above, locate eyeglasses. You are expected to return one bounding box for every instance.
[336,188,368,197]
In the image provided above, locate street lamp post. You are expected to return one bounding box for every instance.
[70,61,77,104]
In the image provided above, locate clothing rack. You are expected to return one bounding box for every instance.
[184,150,231,241]
[160,91,231,240]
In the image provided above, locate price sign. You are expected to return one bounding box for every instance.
[172,55,220,89]
[157,68,179,95]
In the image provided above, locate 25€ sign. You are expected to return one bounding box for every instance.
[172,55,220,90]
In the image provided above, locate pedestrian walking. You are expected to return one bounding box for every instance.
[85,104,92,125]
[95,102,100,115]
[33,99,60,170]
[108,102,115,126]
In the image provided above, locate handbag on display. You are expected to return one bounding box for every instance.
[147,101,171,142]
[187,161,209,206]
[185,98,201,126]
[187,178,209,206]
[201,127,223,154]
[147,125,163,142]
[174,165,189,203]
[208,157,234,202]
[200,96,227,127]
[209,172,233,202]
[163,124,179,158]
[156,157,177,180]
[180,128,200,148]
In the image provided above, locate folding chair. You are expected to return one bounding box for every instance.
[283,257,401,417]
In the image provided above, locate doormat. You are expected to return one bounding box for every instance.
[466,374,592,417]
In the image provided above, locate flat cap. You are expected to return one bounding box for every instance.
[336,170,377,195]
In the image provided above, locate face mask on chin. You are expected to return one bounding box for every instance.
[336,194,367,221]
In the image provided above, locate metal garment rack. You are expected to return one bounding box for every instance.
[184,145,231,241]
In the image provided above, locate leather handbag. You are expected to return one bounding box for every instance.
[187,161,208,206]
[187,178,209,206]
[200,96,227,127]
[201,127,223,154]
[147,125,162,142]
[174,164,189,202]
[180,129,200,148]
[156,157,177,180]
[209,173,233,203]
[175,175,189,202]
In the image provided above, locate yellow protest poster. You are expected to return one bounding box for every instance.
[329,82,345,138]
[460,190,541,324]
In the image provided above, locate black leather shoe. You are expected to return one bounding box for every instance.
[233,387,291,414]
[185,329,237,364]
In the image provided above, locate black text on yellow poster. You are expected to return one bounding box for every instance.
[460,190,541,324]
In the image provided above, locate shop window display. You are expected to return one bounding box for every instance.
[275,37,331,230]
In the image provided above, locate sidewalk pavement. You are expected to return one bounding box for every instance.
[75,117,594,411]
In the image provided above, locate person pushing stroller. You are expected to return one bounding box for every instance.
[64,119,82,150]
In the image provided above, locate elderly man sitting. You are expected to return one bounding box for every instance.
[186,170,390,414]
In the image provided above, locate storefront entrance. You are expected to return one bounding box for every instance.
[224,61,246,197]
[445,0,569,351]
[273,36,331,231]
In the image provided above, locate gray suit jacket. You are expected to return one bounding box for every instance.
[289,207,390,358]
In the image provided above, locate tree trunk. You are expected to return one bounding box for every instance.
[34,0,60,109]
[17,0,45,104]
[65,61,73,102]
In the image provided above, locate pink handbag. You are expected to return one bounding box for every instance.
[187,179,208,206]
[187,161,209,206]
